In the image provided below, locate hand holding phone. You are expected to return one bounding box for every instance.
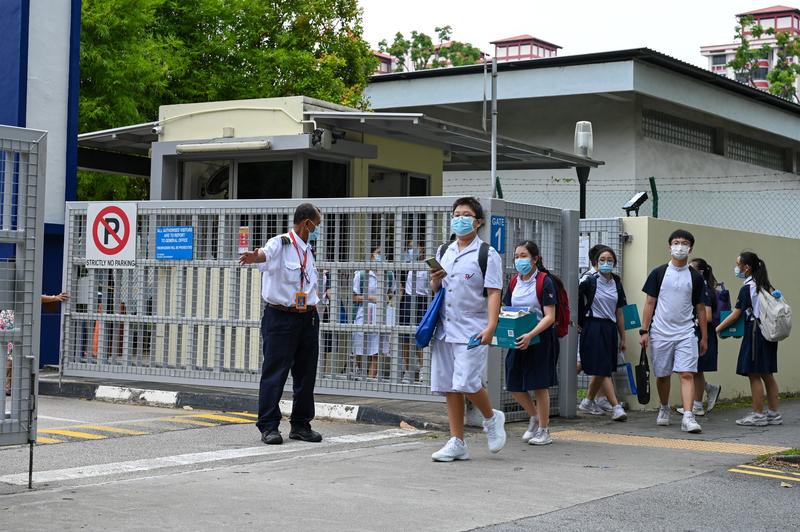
[425,256,445,273]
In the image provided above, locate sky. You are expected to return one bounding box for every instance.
[358,0,776,68]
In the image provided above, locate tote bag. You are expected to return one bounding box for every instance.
[635,347,651,405]
[415,289,444,348]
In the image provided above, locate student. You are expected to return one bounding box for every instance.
[577,248,628,422]
[677,258,722,416]
[640,229,707,434]
[578,244,621,414]
[429,197,506,461]
[401,242,428,384]
[716,252,782,426]
[352,246,382,380]
[504,241,559,445]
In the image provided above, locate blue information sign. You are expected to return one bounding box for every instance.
[156,226,194,260]
[490,215,506,254]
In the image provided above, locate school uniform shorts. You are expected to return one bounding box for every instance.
[430,340,487,394]
[650,335,698,378]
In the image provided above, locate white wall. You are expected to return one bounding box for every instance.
[25,0,73,224]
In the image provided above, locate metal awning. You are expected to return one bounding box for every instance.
[305,111,603,171]
[77,122,158,177]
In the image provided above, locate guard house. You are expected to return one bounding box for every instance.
[77,96,601,200]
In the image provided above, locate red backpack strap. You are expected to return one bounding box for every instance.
[535,271,546,304]
[509,274,519,293]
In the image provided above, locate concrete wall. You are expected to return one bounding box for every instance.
[618,217,800,408]
[351,133,443,197]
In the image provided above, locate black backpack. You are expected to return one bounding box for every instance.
[437,241,490,297]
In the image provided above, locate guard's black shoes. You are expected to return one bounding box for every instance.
[261,429,283,445]
[289,427,323,442]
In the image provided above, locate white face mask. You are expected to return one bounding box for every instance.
[670,244,690,260]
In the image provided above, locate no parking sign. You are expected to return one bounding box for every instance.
[86,203,137,268]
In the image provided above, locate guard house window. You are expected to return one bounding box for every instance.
[308,159,348,198]
[726,134,786,171]
[409,175,428,196]
[641,109,715,153]
[711,54,727,65]
[237,161,292,199]
[180,160,231,200]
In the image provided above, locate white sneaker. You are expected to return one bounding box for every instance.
[431,437,470,462]
[483,409,507,453]
[401,371,412,384]
[681,413,702,433]
[766,411,783,425]
[656,406,671,426]
[579,398,604,415]
[676,405,705,417]
[522,416,539,442]
[595,396,614,413]
[705,384,721,413]
[736,412,768,426]
[529,427,552,446]
[611,404,627,422]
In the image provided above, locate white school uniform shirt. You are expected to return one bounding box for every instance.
[435,236,503,343]
[650,262,694,341]
[744,276,761,319]
[256,229,319,307]
[405,270,429,296]
[591,274,619,322]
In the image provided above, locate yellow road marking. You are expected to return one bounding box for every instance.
[737,464,800,477]
[71,425,148,436]
[729,468,798,482]
[230,412,258,419]
[552,430,790,456]
[186,414,253,424]
[38,429,107,440]
[165,417,218,427]
[35,437,63,445]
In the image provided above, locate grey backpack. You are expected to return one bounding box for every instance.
[757,289,792,342]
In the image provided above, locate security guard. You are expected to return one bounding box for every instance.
[239,203,323,445]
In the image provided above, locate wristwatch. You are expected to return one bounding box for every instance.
[639,329,649,335]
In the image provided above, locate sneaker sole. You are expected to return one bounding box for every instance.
[432,453,470,462]
[656,419,670,426]
[612,414,628,422]
[487,411,507,453]
[578,407,605,416]
[766,420,783,425]
[682,426,702,433]
[529,439,553,446]
[736,421,768,427]
[706,386,721,412]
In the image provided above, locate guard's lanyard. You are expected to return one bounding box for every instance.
[288,232,309,290]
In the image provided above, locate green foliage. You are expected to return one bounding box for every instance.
[77,171,150,201]
[379,25,481,72]
[767,30,800,102]
[79,0,376,200]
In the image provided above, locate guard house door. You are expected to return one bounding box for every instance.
[368,167,429,197]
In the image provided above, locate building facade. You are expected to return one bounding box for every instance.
[491,34,561,61]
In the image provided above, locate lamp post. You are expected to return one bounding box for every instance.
[574,121,593,219]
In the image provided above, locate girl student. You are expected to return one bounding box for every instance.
[504,240,560,446]
[577,247,628,421]
[716,251,782,427]
[678,258,722,416]
[352,246,395,380]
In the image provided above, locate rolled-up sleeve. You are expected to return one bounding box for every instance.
[484,248,503,290]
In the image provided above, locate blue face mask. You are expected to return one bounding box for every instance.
[307,221,320,241]
[374,255,382,262]
[514,258,533,275]
[450,216,475,237]
[598,262,613,274]
[734,266,746,279]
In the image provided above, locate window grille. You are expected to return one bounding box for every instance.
[642,110,714,153]
[726,134,786,171]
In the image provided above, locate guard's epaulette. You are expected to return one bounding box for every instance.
[280,235,291,245]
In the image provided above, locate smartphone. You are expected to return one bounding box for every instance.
[467,334,481,350]
[425,256,445,273]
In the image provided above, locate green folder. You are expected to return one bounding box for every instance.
[622,304,641,330]
[720,310,745,337]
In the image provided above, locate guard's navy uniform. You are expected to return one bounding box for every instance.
[254,229,320,434]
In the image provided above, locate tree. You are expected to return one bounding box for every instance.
[379,26,482,72]
[728,15,799,102]
[78,0,376,200]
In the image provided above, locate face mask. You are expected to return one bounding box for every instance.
[307,222,320,241]
[451,216,475,237]
[514,258,533,275]
[598,262,613,274]
[405,249,417,262]
[734,266,747,279]
[374,255,382,262]
[670,244,689,260]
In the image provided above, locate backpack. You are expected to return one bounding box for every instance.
[757,289,792,342]
[712,282,731,327]
[507,271,571,338]
[437,241,490,297]
[577,272,625,328]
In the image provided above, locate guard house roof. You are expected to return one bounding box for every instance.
[77,98,602,176]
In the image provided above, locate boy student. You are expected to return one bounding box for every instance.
[640,229,708,434]
[428,197,506,462]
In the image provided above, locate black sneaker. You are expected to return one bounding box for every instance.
[289,426,323,442]
[261,429,283,445]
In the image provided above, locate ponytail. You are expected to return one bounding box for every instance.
[739,251,773,293]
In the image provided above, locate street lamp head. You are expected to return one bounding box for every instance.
[574,121,593,158]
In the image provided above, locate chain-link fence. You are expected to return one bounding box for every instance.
[61,197,578,415]
[0,125,46,452]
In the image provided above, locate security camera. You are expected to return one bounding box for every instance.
[622,191,648,217]
[151,125,164,135]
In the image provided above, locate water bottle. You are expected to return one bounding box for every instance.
[773,290,782,299]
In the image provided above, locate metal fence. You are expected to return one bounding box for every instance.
[0,125,46,451]
[60,197,578,416]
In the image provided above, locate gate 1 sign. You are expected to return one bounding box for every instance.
[156,226,194,260]
[490,215,506,254]
[86,203,137,269]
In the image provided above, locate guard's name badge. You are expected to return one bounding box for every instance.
[295,292,308,311]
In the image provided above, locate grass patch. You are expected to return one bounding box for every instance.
[576,389,587,400]
[711,391,798,412]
